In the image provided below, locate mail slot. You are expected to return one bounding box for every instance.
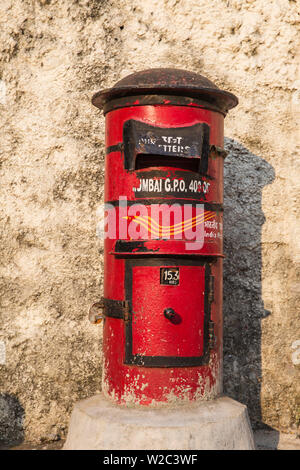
[91,68,238,405]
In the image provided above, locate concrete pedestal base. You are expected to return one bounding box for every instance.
[63,394,255,450]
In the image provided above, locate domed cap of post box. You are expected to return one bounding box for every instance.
[92,68,238,115]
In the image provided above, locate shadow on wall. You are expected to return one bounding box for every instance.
[223,138,276,433]
[0,393,25,448]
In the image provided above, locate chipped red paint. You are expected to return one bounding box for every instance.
[92,69,237,406]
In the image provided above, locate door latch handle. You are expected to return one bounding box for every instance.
[164,308,176,321]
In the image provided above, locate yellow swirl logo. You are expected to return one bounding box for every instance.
[123,211,215,237]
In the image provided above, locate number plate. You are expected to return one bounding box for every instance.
[160,267,180,286]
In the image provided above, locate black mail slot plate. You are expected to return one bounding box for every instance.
[123,120,210,173]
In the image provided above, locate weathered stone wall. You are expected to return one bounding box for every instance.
[0,0,299,444]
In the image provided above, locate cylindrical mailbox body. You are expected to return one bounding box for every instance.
[92,69,238,406]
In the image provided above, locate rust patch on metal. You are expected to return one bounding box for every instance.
[92,68,238,115]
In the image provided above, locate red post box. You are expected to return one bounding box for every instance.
[91,69,238,406]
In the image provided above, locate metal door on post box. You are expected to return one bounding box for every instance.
[124,258,211,367]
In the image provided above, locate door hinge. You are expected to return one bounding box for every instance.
[208,275,215,304]
[90,298,130,321]
[123,300,130,322]
[209,145,228,159]
[209,320,216,350]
